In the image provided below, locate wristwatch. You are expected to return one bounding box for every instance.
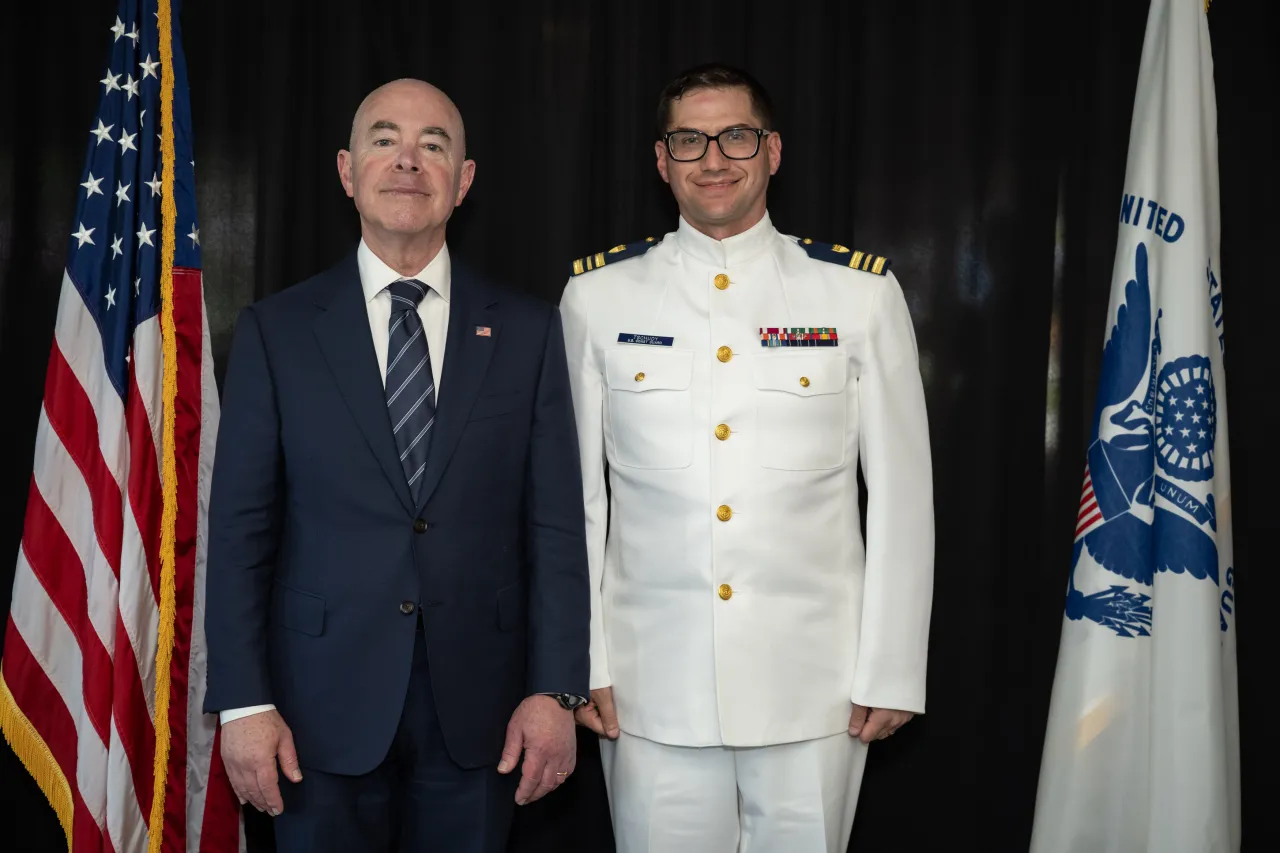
[546,693,588,711]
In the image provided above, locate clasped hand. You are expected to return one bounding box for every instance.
[849,703,914,743]
[497,695,577,805]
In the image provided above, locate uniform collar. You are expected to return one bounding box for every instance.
[357,238,452,305]
[674,211,776,268]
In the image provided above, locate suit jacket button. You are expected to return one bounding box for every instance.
[413,518,428,533]
[400,601,416,615]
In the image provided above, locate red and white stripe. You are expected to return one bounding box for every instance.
[1075,464,1105,540]
[2,269,242,852]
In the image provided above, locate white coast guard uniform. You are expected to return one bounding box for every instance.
[558,213,935,852]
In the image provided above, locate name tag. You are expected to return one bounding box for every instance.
[617,333,674,347]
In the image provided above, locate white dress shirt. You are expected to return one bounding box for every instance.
[219,239,452,725]
[359,239,451,393]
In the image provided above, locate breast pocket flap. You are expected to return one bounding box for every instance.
[751,353,848,397]
[605,348,694,393]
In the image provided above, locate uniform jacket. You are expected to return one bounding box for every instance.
[559,213,934,747]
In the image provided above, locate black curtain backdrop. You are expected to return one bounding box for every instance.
[1,2,1274,851]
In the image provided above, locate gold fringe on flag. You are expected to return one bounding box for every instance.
[0,670,74,849]
[148,0,181,850]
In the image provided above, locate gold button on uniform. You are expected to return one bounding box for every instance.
[714,424,731,441]
[799,376,811,387]
[716,504,733,521]
[716,346,733,363]
[713,273,730,290]
[635,372,645,382]
[718,583,733,601]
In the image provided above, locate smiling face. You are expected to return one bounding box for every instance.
[337,79,475,246]
[654,85,781,240]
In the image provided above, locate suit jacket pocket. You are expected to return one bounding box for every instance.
[495,582,526,632]
[270,582,326,637]
[468,391,521,423]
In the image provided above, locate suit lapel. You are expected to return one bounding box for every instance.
[312,254,415,515]
[416,262,500,509]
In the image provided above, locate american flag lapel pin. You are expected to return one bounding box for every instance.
[475,326,491,337]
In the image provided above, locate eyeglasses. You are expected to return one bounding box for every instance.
[662,127,771,162]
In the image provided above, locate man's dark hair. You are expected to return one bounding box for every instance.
[654,63,776,141]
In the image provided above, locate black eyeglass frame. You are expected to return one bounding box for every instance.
[660,127,772,162]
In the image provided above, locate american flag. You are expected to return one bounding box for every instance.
[0,1,242,851]
[1073,465,1103,540]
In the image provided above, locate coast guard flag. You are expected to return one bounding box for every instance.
[1030,1,1240,852]
[0,1,242,851]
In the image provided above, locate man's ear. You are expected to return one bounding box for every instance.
[655,140,671,184]
[337,149,355,198]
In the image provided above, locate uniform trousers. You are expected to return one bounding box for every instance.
[601,729,868,853]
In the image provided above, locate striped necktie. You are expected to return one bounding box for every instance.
[384,278,436,503]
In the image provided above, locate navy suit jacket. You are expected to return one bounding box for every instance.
[203,251,590,774]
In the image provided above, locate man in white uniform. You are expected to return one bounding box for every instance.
[559,63,935,852]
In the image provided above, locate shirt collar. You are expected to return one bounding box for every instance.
[673,210,776,267]
[357,238,452,305]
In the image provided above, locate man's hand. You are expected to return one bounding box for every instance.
[497,695,576,806]
[220,710,301,816]
[573,686,620,740]
[849,704,914,745]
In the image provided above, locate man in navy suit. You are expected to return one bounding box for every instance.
[203,78,590,853]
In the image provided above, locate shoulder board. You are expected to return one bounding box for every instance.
[798,238,890,275]
[570,237,658,276]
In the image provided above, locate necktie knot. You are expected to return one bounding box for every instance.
[387,278,427,310]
